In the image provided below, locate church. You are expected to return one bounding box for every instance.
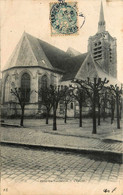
[1,2,119,118]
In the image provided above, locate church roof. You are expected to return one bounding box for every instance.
[99,1,105,24]
[3,32,119,86]
[4,32,71,73]
[3,32,87,80]
[61,53,88,81]
[66,47,82,57]
[95,62,121,86]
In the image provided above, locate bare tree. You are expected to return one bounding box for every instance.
[101,91,108,121]
[70,85,87,127]
[119,97,122,120]
[49,85,68,130]
[73,78,109,134]
[38,87,53,124]
[63,87,73,123]
[110,95,115,124]
[108,84,122,129]
[11,87,31,126]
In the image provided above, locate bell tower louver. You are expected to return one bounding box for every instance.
[88,1,117,78]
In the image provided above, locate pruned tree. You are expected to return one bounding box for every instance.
[110,94,116,124]
[11,87,31,126]
[108,84,122,129]
[70,84,87,127]
[73,78,109,134]
[101,91,108,121]
[97,91,101,125]
[119,97,122,120]
[63,87,73,123]
[38,86,53,124]
[49,85,68,130]
[101,90,115,124]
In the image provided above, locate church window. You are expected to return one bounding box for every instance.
[87,62,90,71]
[21,73,30,103]
[41,75,48,88]
[98,41,101,45]
[38,75,48,104]
[98,46,102,50]
[110,48,112,62]
[4,76,10,102]
[70,102,73,109]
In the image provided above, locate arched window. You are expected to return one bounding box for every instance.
[4,76,10,102]
[70,102,73,109]
[21,73,30,102]
[41,75,47,88]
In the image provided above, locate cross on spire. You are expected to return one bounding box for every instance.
[98,1,106,33]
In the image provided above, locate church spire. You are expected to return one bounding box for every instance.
[98,1,106,33]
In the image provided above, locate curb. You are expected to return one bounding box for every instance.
[1,123,22,128]
[1,141,123,164]
[102,138,123,143]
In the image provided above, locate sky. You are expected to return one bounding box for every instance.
[1,0,123,82]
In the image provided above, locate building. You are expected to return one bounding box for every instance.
[1,2,119,118]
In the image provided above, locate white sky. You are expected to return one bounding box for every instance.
[1,0,123,82]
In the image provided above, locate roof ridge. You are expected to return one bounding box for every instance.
[24,33,38,65]
[71,52,88,58]
[4,32,25,70]
[25,33,55,70]
[25,32,69,56]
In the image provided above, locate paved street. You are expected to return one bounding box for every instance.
[1,126,123,154]
[1,145,123,184]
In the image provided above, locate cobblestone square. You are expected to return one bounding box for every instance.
[1,145,123,184]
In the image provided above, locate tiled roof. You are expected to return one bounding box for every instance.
[61,53,88,81]
[3,32,119,85]
[4,32,71,73]
[26,33,71,72]
[3,32,87,80]
[95,62,121,86]
[66,47,82,57]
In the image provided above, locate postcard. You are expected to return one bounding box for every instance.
[1,0,123,194]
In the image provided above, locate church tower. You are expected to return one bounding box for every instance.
[98,1,105,33]
[88,1,117,78]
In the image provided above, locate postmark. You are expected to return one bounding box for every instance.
[50,1,79,35]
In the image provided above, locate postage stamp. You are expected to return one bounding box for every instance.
[50,1,79,35]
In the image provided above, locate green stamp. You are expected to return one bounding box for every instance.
[50,1,78,35]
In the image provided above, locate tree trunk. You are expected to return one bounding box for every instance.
[64,104,67,123]
[98,104,100,125]
[92,78,96,134]
[111,97,114,124]
[98,96,100,125]
[119,99,122,120]
[103,106,106,121]
[46,110,49,124]
[20,107,24,126]
[53,105,57,130]
[116,95,120,129]
[111,107,114,124]
[103,92,107,121]
[92,104,96,134]
[79,103,82,127]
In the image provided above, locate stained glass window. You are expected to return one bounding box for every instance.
[21,73,30,102]
[4,76,10,102]
[41,75,47,88]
